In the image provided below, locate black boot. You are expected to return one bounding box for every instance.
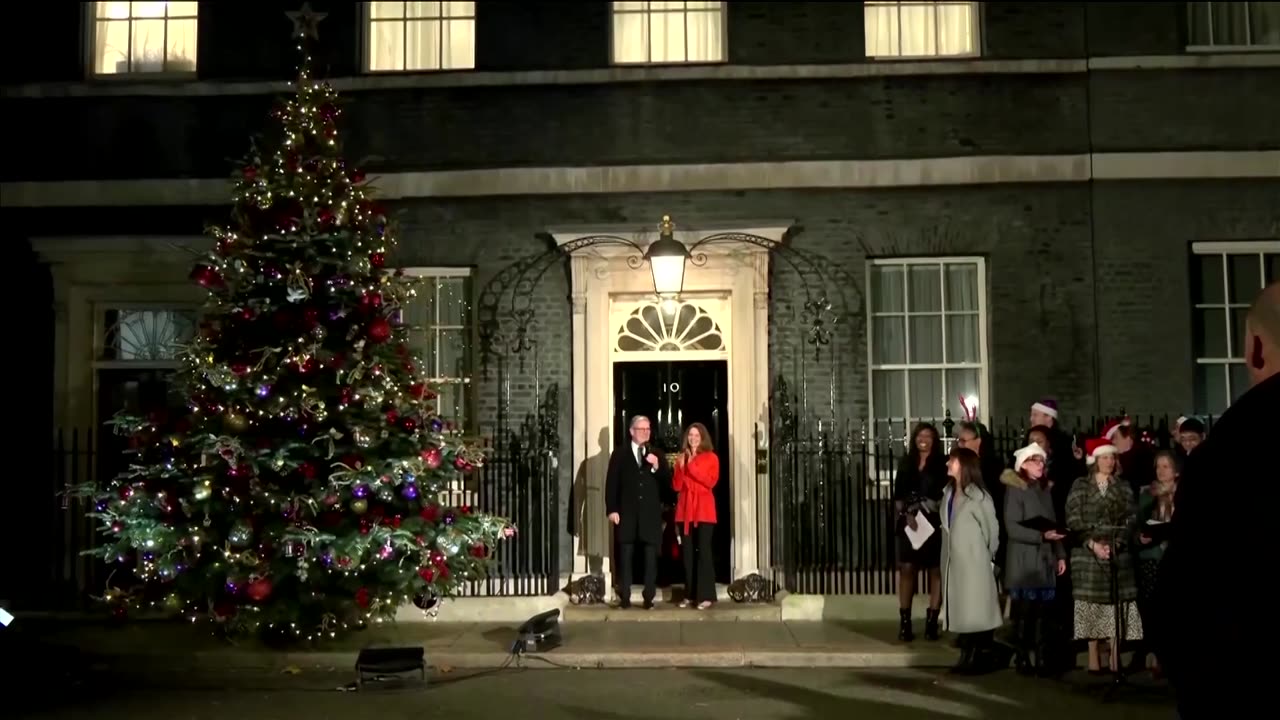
[950,634,974,674]
[925,608,941,641]
[967,631,998,675]
[1018,601,1039,676]
[898,608,915,642]
[1010,600,1029,674]
[1033,602,1054,677]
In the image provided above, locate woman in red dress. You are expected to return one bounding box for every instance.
[673,422,720,609]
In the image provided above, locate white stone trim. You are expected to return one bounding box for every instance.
[5,53,1278,99]
[554,222,785,588]
[4,152,1277,209]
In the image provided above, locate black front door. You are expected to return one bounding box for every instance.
[613,360,731,584]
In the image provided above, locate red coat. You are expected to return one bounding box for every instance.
[673,451,719,533]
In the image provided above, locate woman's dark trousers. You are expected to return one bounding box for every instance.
[681,523,716,604]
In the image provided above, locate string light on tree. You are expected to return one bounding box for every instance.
[73,6,515,643]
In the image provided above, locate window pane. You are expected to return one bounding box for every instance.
[437,278,468,326]
[864,3,898,56]
[166,18,197,69]
[908,315,943,363]
[873,369,906,419]
[437,329,467,378]
[406,19,442,70]
[944,314,979,363]
[1267,253,1279,284]
[1229,362,1251,404]
[871,316,906,364]
[652,8,687,62]
[937,2,974,55]
[1228,253,1262,303]
[370,20,406,70]
[870,265,905,313]
[1192,254,1225,304]
[908,370,943,421]
[1193,363,1229,414]
[95,20,130,74]
[944,263,978,312]
[1254,2,1280,46]
[1212,1,1250,44]
[1231,307,1251,359]
[1192,308,1228,358]
[1187,2,1212,44]
[371,1,405,19]
[130,18,167,71]
[443,19,475,69]
[907,265,942,312]
[945,368,980,420]
[899,3,938,57]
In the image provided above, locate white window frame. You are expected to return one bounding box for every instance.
[610,1,729,66]
[864,1,983,61]
[84,2,199,79]
[1185,1,1280,53]
[1189,240,1280,412]
[361,1,477,74]
[865,256,990,445]
[399,267,475,430]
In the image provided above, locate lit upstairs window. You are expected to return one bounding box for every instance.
[365,1,476,72]
[865,1,980,59]
[612,1,727,65]
[91,2,198,76]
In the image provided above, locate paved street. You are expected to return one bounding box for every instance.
[15,665,1172,719]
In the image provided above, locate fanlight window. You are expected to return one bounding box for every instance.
[616,301,724,352]
[102,309,197,361]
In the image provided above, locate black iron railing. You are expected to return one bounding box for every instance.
[35,426,560,611]
[765,410,1211,596]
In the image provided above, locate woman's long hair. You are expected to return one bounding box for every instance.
[683,422,715,453]
[948,446,987,495]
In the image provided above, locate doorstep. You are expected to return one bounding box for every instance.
[7,618,957,671]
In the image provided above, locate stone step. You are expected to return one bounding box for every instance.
[563,603,781,622]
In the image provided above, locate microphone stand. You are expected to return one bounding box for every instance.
[1092,523,1161,703]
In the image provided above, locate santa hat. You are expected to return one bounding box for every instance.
[1013,443,1047,473]
[1030,398,1059,420]
[1084,437,1118,465]
[1101,417,1131,441]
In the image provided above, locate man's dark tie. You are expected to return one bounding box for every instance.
[636,445,644,469]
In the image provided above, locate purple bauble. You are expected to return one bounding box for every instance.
[352,484,370,498]
[401,484,419,500]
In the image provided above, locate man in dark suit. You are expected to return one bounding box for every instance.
[605,415,670,609]
[1159,281,1277,715]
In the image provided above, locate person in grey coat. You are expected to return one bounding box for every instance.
[941,446,1004,675]
[1001,442,1067,676]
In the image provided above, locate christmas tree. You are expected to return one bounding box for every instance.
[75,8,513,641]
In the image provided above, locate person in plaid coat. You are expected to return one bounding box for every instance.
[1066,436,1142,674]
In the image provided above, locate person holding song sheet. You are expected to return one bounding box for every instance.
[1001,442,1067,677]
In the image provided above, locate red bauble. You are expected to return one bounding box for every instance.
[361,292,384,309]
[298,461,317,479]
[367,317,392,343]
[400,417,418,433]
[370,252,385,268]
[470,543,489,559]
[230,362,250,376]
[386,409,399,424]
[340,387,355,405]
[355,587,371,608]
[421,447,443,469]
[418,566,435,582]
[351,169,366,184]
[189,264,224,290]
[317,208,334,226]
[242,166,257,180]
[246,576,273,603]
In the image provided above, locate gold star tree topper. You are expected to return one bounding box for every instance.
[287,3,328,40]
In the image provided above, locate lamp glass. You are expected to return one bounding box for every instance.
[649,255,686,296]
